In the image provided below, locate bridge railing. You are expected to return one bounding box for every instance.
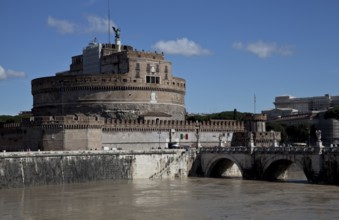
[200,146,249,153]
[199,146,323,154]
[253,146,316,154]
[322,147,339,153]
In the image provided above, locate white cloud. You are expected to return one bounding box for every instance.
[153,38,211,56]
[47,16,76,34]
[232,41,293,58]
[47,15,116,35]
[84,15,117,33]
[232,42,243,50]
[0,65,25,81]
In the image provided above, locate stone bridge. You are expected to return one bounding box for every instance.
[192,146,339,185]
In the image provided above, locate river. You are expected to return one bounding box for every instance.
[1,176,339,220]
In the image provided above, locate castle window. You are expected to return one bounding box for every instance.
[164,73,168,80]
[146,76,160,84]
[156,65,160,73]
[136,63,140,71]
[146,63,151,73]
[164,65,168,73]
[135,64,140,78]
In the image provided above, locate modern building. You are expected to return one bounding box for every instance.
[262,94,339,146]
[274,94,339,113]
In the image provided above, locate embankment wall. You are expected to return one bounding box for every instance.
[0,149,196,188]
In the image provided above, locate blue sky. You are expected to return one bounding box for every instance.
[1,0,339,115]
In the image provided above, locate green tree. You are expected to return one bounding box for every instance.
[0,115,25,123]
[285,124,309,143]
[324,106,339,120]
[186,110,251,122]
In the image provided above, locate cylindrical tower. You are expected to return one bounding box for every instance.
[31,41,186,120]
[31,74,186,120]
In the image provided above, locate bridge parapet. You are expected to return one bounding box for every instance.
[200,146,320,155]
[200,146,249,154]
[322,147,339,153]
[253,146,317,154]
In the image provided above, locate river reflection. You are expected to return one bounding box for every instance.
[1,178,339,220]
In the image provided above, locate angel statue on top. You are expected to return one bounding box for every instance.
[112,26,121,39]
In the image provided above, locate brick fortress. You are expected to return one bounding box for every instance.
[0,29,279,151]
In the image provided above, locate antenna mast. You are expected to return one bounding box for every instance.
[254,94,256,114]
[108,0,111,43]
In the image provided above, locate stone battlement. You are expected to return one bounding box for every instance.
[0,123,21,128]
[3,116,244,132]
[104,119,244,132]
[103,119,244,132]
[127,50,165,60]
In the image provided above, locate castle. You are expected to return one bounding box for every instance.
[0,29,279,151]
[32,32,185,120]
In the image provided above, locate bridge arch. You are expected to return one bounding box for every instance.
[262,157,309,182]
[205,155,244,178]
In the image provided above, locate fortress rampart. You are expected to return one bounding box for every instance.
[0,115,280,151]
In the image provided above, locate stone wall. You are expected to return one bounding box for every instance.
[0,117,256,151]
[0,124,41,151]
[231,131,281,147]
[102,130,235,150]
[102,119,244,150]
[0,149,194,188]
